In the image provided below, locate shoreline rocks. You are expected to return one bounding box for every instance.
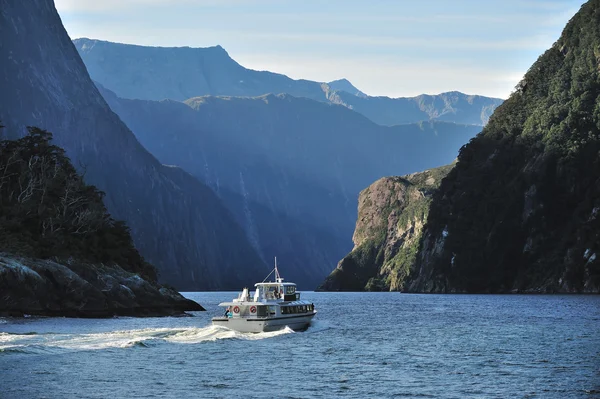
[0,255,205,318]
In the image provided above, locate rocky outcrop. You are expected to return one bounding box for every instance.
[0,255,204,317]
[318,164,452,291]
[73,38,502,126]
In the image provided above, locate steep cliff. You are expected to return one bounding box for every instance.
[408,0,600,293]
[73,38,502,126]
[0,0,266,290]
[321,1,600,294]
[319,164,452,291]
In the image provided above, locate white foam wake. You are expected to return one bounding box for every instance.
[0,324,294,354]
[303,319,331,334]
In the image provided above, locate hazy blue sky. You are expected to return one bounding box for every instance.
[56,0,586,99]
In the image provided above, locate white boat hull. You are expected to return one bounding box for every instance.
[212,312,316,333]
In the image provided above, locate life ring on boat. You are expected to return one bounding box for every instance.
[233,306,240,314]
[250,306,257,314]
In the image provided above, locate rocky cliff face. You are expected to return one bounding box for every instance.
[0,0,266,290]
[98,84,481,288]
[319,165,452,291]
[73,38,502,127]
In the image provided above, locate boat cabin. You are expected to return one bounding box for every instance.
[253,282,300,302]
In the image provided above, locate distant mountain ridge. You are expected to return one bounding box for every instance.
[327,78,367,98]
[324,90,503,126]
[0,0,266,291]
[73,38,502,126]
[74,38,325,102]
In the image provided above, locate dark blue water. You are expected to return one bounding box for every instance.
[1,293,599,398]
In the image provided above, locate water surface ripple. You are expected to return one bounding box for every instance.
[1,293,599,398]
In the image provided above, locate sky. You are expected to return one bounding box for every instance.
[55,0,587,99]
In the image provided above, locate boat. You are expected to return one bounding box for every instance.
[212,259,316,333]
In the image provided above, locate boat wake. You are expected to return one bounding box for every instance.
[0,325,294,355]
[304,319,331,334]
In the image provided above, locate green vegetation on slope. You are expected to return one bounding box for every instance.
[412,0,600,293]
[0,125,156,281]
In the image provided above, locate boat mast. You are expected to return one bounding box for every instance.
[275,257,283,283]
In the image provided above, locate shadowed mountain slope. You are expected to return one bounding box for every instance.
[97,85,482,288]
[0,0,266,290]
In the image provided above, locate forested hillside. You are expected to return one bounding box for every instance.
[410,0,600,293]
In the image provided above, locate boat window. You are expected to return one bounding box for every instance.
[285,286,296,294]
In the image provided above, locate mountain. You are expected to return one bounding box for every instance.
[0,128,203,316]
[319,164,452,291]
[324,90,503,126]
[321,0,600,293]
[0,0,266,290]
[327,78,367,98]
[97,84,482,288]
[73,38,502,126]
[73,38,326,102]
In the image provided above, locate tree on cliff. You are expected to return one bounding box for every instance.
[0,125,156,281]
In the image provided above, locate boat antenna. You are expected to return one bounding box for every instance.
[275,257,283,283]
